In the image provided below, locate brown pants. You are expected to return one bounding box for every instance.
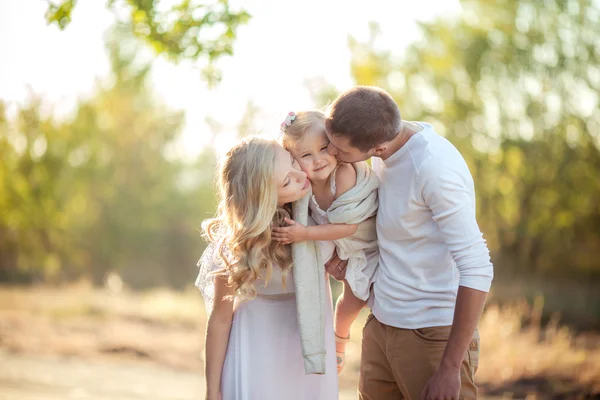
[358,314,480,400]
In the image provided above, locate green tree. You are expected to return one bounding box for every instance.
[45,0,251,85]
[0,29,218,287]
[0,98,71,282]
[346,0,600,280]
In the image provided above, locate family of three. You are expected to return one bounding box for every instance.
[196,86,494,400]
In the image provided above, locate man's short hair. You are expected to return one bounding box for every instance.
[325,86,402,152]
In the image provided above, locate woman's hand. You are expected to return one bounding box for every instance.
[272,218,308,244]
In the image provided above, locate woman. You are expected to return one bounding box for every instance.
[196,137,338,400]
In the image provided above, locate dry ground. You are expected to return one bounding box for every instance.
[0,284,598,399]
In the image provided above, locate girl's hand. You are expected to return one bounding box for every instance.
[272,218,308,244]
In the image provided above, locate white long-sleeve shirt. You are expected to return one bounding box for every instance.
[371,122,493,329]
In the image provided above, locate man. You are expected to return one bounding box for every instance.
[324,86,493,400]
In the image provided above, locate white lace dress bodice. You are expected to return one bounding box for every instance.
[254,264,295,296]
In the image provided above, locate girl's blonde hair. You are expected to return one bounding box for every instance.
[281,110,327,151]
[202,136,292,301]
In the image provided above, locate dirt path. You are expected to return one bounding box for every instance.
[0,350,357,400]
[0,350,204,400]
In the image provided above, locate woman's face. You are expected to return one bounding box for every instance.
[273,144,311,206]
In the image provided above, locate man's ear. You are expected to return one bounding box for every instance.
[372,144,387,157]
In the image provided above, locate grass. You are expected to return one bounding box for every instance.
[0,282,599,398]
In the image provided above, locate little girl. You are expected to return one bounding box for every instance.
[272,111,380,374]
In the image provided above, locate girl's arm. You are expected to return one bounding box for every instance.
[205,275,234,400]
[272,218,358,243]
[272,163,360,244]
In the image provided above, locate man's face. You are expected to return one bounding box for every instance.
[325,130,374,163]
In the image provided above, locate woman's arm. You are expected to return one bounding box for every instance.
[205,275,234,400]
[272,218,358,244]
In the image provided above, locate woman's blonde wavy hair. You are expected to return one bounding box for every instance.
[202,136,292,301]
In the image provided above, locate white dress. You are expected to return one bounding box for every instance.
[197,246,338,400]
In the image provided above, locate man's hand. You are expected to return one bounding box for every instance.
[325,250,348,281]
[421,363,461,400]
[422,286,486,399]
[272,218,308,244]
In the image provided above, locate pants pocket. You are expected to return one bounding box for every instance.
[467,329,480,376]
[363,313,376,332]
[410,326,452,343]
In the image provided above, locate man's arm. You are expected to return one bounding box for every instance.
[422,287,487,399]
[420,159,493,399]
[441,287,486,370]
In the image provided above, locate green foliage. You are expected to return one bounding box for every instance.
[0,33,218,288]
[44,0,251,86]
[345,0,600,279]
[45,0,77,29]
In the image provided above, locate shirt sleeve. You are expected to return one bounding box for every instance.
[420,158,493,292]
[196,242,229,314]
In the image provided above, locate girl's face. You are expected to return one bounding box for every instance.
[290,128,338,183]
[273,144,311,206]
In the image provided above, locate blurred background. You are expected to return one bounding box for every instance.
[0,0,599,398]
